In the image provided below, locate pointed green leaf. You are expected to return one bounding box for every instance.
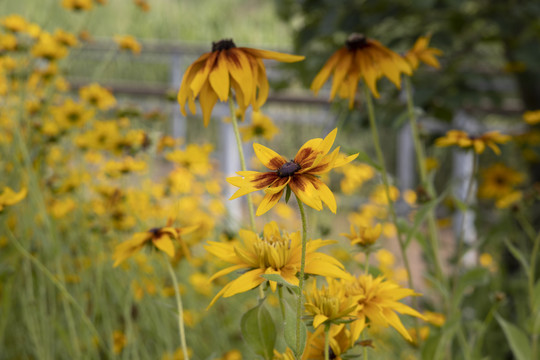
[503,238,530,274]
[260,273,300,295]
[285,186,291,203]
[452,267,489,308]
[241,301,276,360]
[495,315,532,360]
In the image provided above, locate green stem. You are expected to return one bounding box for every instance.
[165,258,189,360]
[228,97,256,231]
[363,83,415,293]
[324,325,330,360]
[278,286,286,320]
[364,250,370,274]
[405,77,444,284]
[362,328,369,360]
[295,195,308,358]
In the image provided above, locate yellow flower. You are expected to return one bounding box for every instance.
[311,33,412,106]
[204,221,349,308]
[523,110,540,125]
[370,184,400,205]
[162,347,193,360]
[495,190,523,209]
[423,311,445,327]
[478,163,524,200]
[62,0,93,11]
[52,98,94,129]
[113,220,197,267]
[404,34,443,70]
[479,253,497,272]
[435,130,511,155]
[345,274,425,342]
[53,29,78,47]
[165,143,214,175]
[49,197,76,219]
[341,223,382,248]
[301,326,355,360]
[103,157,147,178]
[177,38,304,126]
[0,34,17,51]
[79,82,116,110]
[0,186,27,212]
[134,0,150,12]
[227,128,358,215]
[114,35,141,54]
[304,278,359,329]
[1,14,28,33]
[112,330,127,354]
[239,111,279,142]
[339,163,374,195]
[31,33,68,61]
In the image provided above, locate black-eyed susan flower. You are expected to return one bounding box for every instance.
[341,223,382,248]
[31,33,68,61]
[304,278,359,330]
[53,29,78,47]
[404,34,443,70]
[523,110,540,125]
[113,220,197,266]
[345,274,425,342]
[1,14,27,33]
[204,221,350,308]
[478,163,524,200]
[177,39,304,126]
[227,128,358,215]
[52,98,94,129]
[79,83,116,110]
[239,111,279,142]
[435,129,511,155]
[61,0,93,11]
[311,33,412,107]
[114,35,141,55]
[0,186,27,212]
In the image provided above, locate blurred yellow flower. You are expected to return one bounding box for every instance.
[423,310,445,327]
[435,130,511,155]
[227,128,357,215]
[31,33,68,61]
[79,83,116,110]
[479,253,497,273]
[205,221,349,308]
[341,222,382,248]
[478,163,524,200]
[104,157,147,178]
[0,186,27,212]
[62,0,93,11]
[339,163,374,195]
[370,184,400,205]
[214,349,242,360]
[177,38,304,126]
[114,35,141,55]
[162,347,193,360]
[0,34,17,51]
[49,197,76,218]
[495,190,523,209]
[239,111,279,142]
[52,98,94,129]
[404,34,443,70]
[134,0,150,12]
[112,330,127,354]
[311,33,412,106]
[523,110,540,125]
[1,14,28,33]
[53,29,78,47]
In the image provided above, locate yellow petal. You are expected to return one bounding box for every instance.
[253,143,287,170]
[209,51,230,102]
[330,51,353,100]
[153,235,175,257]
[222,268,265,298]
[313,314,329,329]
[311,48,346,95]
[199,81,218,127]
[226,49,253,107]
[256,190,283,216]
[241,48,305,63]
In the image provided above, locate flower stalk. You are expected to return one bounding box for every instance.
[295,194,308,357]
[228,96,256,231]
[324,324,331,360]
[165,258,189,360]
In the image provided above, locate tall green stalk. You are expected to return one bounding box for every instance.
[404,77,445,285]
[295,195,308,358]
[228,97,256,231]
[324,324,330,360]
[165,258,189,360]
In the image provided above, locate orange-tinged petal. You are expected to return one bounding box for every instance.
[256,190,284,216]
[199,81,218,127]
[253,143,287,170]
[311,48,346,95]
[308,176,337,213]
[330,51,353,100]
[190,51,218,97]
[226,49,253,107]
[209,51,230,101]
[290,176,323,211]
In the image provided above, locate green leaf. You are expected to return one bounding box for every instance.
[241,301,276,360]
[503,238,530,274]
[284,302,307,357]
[285,186,291,204]
[495,315,532,360]
[260,273,300,295]
[534,280,540,313]
[452,267,489,308]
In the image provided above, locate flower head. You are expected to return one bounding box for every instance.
[523,110,540,125]
[177,39,304,126]
[478,163,524,200]
[239,111,279,142]
[114,35,141,55]
[79,83,116,110]
[341,223,382,248]
[311,33,412,106]
[31,33,68,61]
[204,221,350,308]
[0,186,27,212]
[62,0,93,11]
[227,128,358,215]
[345,274,425,342]
[435,130,511,155]
[113,219,197,266]
[404,34,443,70]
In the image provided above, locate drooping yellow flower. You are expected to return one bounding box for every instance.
[177,38,304,126]
[53,29,78,47]
[204,221,350,308]
[61,0,93,11]
[114,35,141,55]
[227,128,358,215]
[0,186,27,212]
[79,83,116,110]
[478,163,524,200]
[31,33,68,61]
[404,34,443,70]
[435,130,511,155]
[239,111,279,142]
[345,274,425,342]
[341,223,382,248]
[113,220,197,267]
[523,110,540,125]
[311,33,412,106]
[304,278,359,329]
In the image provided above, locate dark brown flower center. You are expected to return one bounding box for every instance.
[277,161,301,178]
[212,39,236,52]
[346,33,368,51]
